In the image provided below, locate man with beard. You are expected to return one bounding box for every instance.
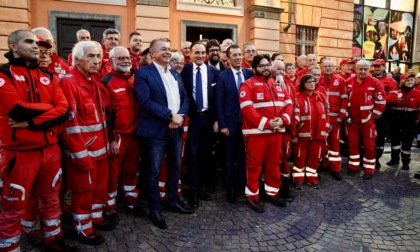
[346,60,386,180]
[216,44,253,204]
[205,39,227,71]
[239,54,293,213]
[370,59,397,168]
[128,32,143,70]
[100,47,145,225]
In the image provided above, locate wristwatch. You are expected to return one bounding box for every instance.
[167,113,173,120]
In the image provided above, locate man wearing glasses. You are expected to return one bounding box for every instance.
[101,28,121,65]
[205,39,227,72]
[241,42,257,69]
[239,54,293,213]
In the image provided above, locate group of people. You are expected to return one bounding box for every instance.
[0,26,420,252]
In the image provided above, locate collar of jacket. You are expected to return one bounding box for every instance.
[4,51,39,69]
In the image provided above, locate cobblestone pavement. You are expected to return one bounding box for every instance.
[20,145,420,251]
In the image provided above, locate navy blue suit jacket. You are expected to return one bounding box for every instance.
[181,62,219,121]
[216,68,253,132]
[135,63,188,138]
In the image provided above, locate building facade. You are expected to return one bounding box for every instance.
[0,0,418,72]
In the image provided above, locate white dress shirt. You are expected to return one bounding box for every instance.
[192,62,208,111]
[153,62,181,114]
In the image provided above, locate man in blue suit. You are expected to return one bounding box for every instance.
[181,41,219,208]
[216,44,253,204]
[135,38,193,229]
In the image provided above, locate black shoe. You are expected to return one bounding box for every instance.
[246,198,265,213]
[167,201,194,214]
[401,164,410,170]
[126,204,146,217]
[45,237,79,252]
[414,173,420,179]
[26,230,44,247]
[189,195,200,209]
[375,160,381,169]
[306,182,320,189]
[93,219,115,231]
[347,169,359,176]
[279,177,293,202]
[198,190,211,201]
[104,212,119,226]
[267,195,287,207]
[76,232,105,246]
[226,189,236,204]
[330,172,342,181]
[386,159,399,166]
[362,172,373,180]
[149,211,167,229]
[295,182,304,190]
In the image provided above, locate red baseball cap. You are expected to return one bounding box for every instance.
[339,58,355,67]
[372,59,386,66]
[400,73,415,83]
[37,36,52,49]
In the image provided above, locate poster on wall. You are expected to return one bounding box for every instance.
[362,6,389,60]
[388,11,413,62]
[352,5,363,57]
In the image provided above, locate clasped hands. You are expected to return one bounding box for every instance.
[169,114,184,129]
[269,117,284,132]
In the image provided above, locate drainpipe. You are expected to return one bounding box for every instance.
[283,0,293,32]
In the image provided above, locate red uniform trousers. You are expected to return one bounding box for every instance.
[293,140,323,183]
[245,134,282,201]
[0,145,62,251]
[105,134,141,211]
[327,120,342,173]
[280,133,292,178]
[66,157,108,236]
[346,117,376,174]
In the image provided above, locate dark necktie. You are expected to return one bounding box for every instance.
[237,71,243,91]
[196,67,203,111]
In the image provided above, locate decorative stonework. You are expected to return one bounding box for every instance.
[136,0,170,7]
[180,20,238,44]
[248,5,284,20]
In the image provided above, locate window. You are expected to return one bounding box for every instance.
[295,26,318,56]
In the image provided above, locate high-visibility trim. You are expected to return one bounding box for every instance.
[391,145,401,150]
[328,157,342,162]
[283,114,291,124]
[402,150,411,155]
[301,115,311,121]
[107,198,116,206]
[240,100,253,108]
[321,114,326,119]
[125,192,138,198]
[349,154,360,159]
[391,107,417,111]
[364,164,375,169]
[281,173,290,178]
[21,219,36,227]
[22,227,35,233]
[254,101,288,109]
[92,204,103,210]
[372,109,382,116]
[328,112,339,116]
[360,105,374,110]
[123,185,136,191]
[44,227,61,238]
[160,192,166,198]
[284,99,293,105]
[328,150,339,156]
[375,100,386,105]
[91,211,103,219]
[264,184,279,195]
[375,146,384,150]
[320,131,327,136]
[306,167,317,173]
[340,109,347,113]
[349,161,360,166]
[258,117,267,130]
[88,146,107,158]
[294,108,300,113]
[299,132,311,137]
[242,129,273,135]
[306,173,318,177]
[66,121,106,134]
[293,172,305,177]
[44,218,60,227]
[292,166,304,173]
[52,168,62,188]
[294,116,300,123]
[363,157,375,163]
[75,222,92,232]
[107,190,117,198]
[245,186,259,196]
[0,235,21,248]
[183,126,188,131]
[361,113,372,123]
[341,94,348,99]
[326,91,339,96]
[73,213,91,221]
[158,181,165,187]
[389,91,398,94]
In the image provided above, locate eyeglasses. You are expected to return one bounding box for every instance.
[323,65,334,68]
[113,56,130,61]
[209,49,219,53]
[39,50,52,56]
[106,37,119,41]
[171,61,184,66]
[245,50,256,54]
[257,64,271,68]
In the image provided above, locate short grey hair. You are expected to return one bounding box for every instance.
[76,29,90,38]
[72,41,98,67]
[102,28,120,40]
[308,65,321,74]
[355,60,371,69]
[109,46,128,59]
[271,60,284,69]
[31,27,53,41]
[170,52,184,64]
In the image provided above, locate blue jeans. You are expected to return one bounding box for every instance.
[142,129,182,211]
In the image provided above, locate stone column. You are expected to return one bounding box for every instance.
[0,0,31,64]
[248,1,283,55]
[135,0,170,48]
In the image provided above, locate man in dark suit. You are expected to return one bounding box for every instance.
[181,41,219,208]
[205,39,228,71]
[135,38,193,230]
[216,45,253,204]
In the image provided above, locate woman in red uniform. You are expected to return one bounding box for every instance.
[292,75,329,189]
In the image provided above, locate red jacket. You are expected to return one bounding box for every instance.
[318,74,348,120]
[241,58,252,69]
[372,72,397,95]
[100,69,138,141]
[239,75,293,136]
[294,90,329,140]
[386,88,420,120]
[129,49,141,70]
[59,67,109,170]
[347,75,386,123]
[47,53,70,79]
[0,52,69,151]
[338,72,356,81]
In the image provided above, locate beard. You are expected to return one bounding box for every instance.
[115,65,131,73]
[209,55,220,65]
